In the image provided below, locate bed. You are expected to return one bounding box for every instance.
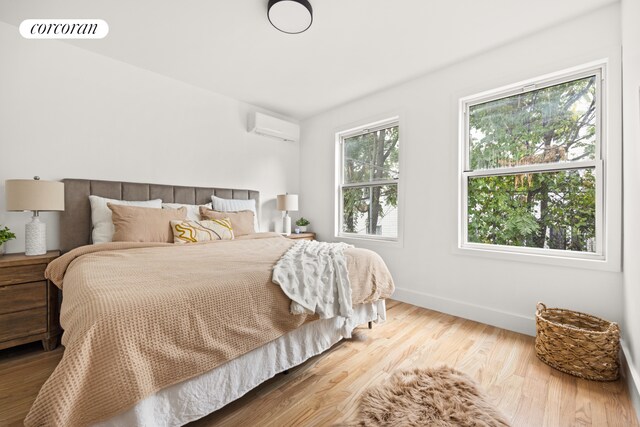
[24,179,394,427]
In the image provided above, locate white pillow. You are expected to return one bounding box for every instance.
[89,195,163,244]
[162,202,212,222]
[212,195,259,232]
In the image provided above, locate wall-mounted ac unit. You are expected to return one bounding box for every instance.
[248,112,300,142]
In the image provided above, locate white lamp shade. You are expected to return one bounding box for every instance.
[5,179,65,212]
[277,194,298,211]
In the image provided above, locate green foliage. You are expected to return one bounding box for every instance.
[342,126,399,234]
[467,76,597,252]
[468,170,595,251]
[469,76,596,170]
[295,217,310,226]
[0,226,16,244]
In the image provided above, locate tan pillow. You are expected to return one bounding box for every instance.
[199,206,255,237]
[108,203,187,243]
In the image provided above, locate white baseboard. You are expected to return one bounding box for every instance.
[392,287,536,336]
[621,340,640,422]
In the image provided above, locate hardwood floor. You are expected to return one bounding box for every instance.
[0,300,637,426]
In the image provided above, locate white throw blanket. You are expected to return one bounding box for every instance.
[272,240,355,335]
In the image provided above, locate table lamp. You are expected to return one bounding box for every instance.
[5,177,64,256]
[277,193,298,236]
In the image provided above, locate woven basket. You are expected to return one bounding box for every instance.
[535,302,620,381]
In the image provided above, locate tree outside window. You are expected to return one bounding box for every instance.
[462,70,602,255]
[338,121,399,240]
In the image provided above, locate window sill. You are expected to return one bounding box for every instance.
[336,234,403,248]
[454,244,620,272]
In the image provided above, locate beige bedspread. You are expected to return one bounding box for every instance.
[25,233,394,427]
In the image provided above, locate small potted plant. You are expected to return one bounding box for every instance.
[0,225,16,256]
[295,217,310,233]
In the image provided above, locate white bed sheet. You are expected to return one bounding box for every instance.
[96,300,386,427]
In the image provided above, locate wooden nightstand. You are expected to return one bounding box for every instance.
[0,251,61,351]
[287,232,316,241]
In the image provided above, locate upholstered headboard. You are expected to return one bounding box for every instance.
[60,178,259,253]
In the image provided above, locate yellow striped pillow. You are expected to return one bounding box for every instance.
[170,218,234,244]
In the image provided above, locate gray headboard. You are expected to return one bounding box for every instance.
[60,178,259,253]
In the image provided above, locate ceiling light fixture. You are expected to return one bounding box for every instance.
[268,0,313,34]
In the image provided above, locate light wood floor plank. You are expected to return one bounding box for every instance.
[0,300,637,427]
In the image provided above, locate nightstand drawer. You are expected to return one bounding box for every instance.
[0,264,47,286]
[0,281,47,315]
[0,307,47,342]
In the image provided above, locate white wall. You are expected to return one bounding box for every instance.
[299,5,623,336]
[0,21,299,253]
[622,0,640,417]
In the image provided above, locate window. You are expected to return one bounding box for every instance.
[460,66,603,259]
[337,118,400,241]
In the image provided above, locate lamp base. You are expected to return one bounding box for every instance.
[282,214,292,236]
[25,215,46,256]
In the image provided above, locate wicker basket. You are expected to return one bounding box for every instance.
[535,302,620,381]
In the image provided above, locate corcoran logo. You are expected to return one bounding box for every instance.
[19,19,108,39]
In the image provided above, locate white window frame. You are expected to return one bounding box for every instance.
[458,63,606,263]
[335,116,401,243]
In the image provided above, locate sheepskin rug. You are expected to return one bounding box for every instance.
[353,366,511,427]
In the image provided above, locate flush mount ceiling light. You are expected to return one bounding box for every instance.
[268,0,313,34]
